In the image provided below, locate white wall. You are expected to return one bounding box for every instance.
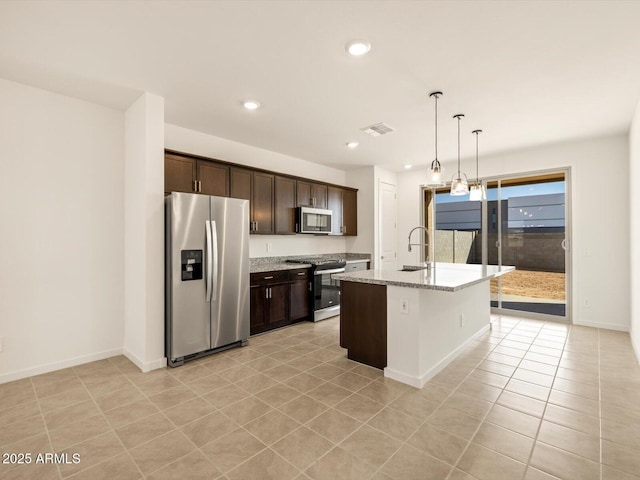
[397,135,630,331]
[630,101,640,359]
[0,78,125,382]
[124,93,165,372]
[165,124,353,257]
[345,167,375,258]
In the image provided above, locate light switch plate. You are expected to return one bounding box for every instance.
[400,299,409,314]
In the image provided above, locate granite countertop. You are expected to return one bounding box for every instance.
[250,263,312,273]
[334,263,515,292]
[249,252,371,274]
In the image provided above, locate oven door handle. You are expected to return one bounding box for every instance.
[314,268,345,276]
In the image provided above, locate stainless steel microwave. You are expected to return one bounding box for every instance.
[296,207,332,234]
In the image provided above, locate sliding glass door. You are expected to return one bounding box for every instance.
[490,172,568,319]
[426,169,570,322]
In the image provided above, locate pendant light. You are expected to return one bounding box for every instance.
[469,129,486,201]
[450,114,469,196]
[426,91,445,187]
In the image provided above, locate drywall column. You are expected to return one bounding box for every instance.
[630,100,640,362]
[124,93,165,372]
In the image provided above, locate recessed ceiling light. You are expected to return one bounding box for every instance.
[404,165,412,169]
[345,40,371,56]
[346,142,359,149]
[243,100,260,110]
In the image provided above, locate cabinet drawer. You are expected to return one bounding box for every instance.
[345,261,368,272]
[289,268,310,280]
[250,270,289,286]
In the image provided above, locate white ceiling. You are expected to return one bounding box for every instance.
[2,1,640,172]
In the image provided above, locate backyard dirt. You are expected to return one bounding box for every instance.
[491,270,566,301]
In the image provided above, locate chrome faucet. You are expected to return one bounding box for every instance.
[408,226,431,264]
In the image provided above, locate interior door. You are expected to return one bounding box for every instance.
[379,181,397,270]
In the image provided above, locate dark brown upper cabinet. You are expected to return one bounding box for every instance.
[165,150,357,236]
[165,153,229,197]
[274,176,297,234]
[342,188,357,236]
[327,186,358,236]
[230,167,274,234]
[297,181,327,209]
[165,153,196,195]
[197,161,229,196]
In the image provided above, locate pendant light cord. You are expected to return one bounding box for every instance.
[472,129,482,185]
[434,94,438,162]
[457,115,461,176]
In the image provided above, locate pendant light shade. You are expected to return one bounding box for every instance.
[427,91,445,187]
[469,129,486,201]
[450,114,469,196]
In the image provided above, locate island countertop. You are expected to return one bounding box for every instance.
[334,262,514,292]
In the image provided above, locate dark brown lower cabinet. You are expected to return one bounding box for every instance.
[250,268,311,335]
[289,269,310,321]
[340,281,387,369]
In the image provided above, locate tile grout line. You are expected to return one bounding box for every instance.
[366,314,525,480]
[29,375,64,480]
[518,319,567,480]
[449,315,545,480]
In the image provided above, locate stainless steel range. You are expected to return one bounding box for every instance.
[287,257,346,321]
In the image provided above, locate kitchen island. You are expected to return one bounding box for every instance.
[334,263,514,388]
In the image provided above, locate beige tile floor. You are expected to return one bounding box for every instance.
[1,314,640,480]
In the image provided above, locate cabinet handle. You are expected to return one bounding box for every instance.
[193,180,198,192]
[344,225,347,234]
[255,221,258,231]
[264,276,274,280]
[268,287,272,299]
[297,272,305,276]
[265,288,269,299]
[198,180,202,193]
[295,223,299,233]
[309,281,312,291]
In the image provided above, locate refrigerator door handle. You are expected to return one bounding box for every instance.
[205,220,213,303]
[211,220,219,302]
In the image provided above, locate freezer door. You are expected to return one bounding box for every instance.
[210,196,250,348]
[167,192,211,360]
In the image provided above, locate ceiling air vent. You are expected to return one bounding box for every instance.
[360,122,395,137]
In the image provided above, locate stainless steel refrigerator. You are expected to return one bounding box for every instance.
[165,192,250,367]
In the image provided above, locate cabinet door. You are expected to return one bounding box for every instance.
[230,168,252,200]
[250,286,267,333]
[327,186,343,235]
[342,188,358,236]
[296,181,312,207]
[289,279,310,321]
[198,161,229,196]
[297,181,327,208]
[165,154,196,195]
[268,283,289,325]
[253,172,274,234]
[275,176,296,234]
[311,183,328,209]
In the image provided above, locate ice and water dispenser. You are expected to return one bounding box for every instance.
[181,250,203,281]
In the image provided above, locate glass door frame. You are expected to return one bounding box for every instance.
[486,167,572,324]
[420,166,572,324]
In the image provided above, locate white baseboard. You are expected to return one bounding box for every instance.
[384,324,490,389]
[0,348,123,385]
[383,367,423,388]
[123,349,167,373]
[631,329,640,367]
[573,320,629,332]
